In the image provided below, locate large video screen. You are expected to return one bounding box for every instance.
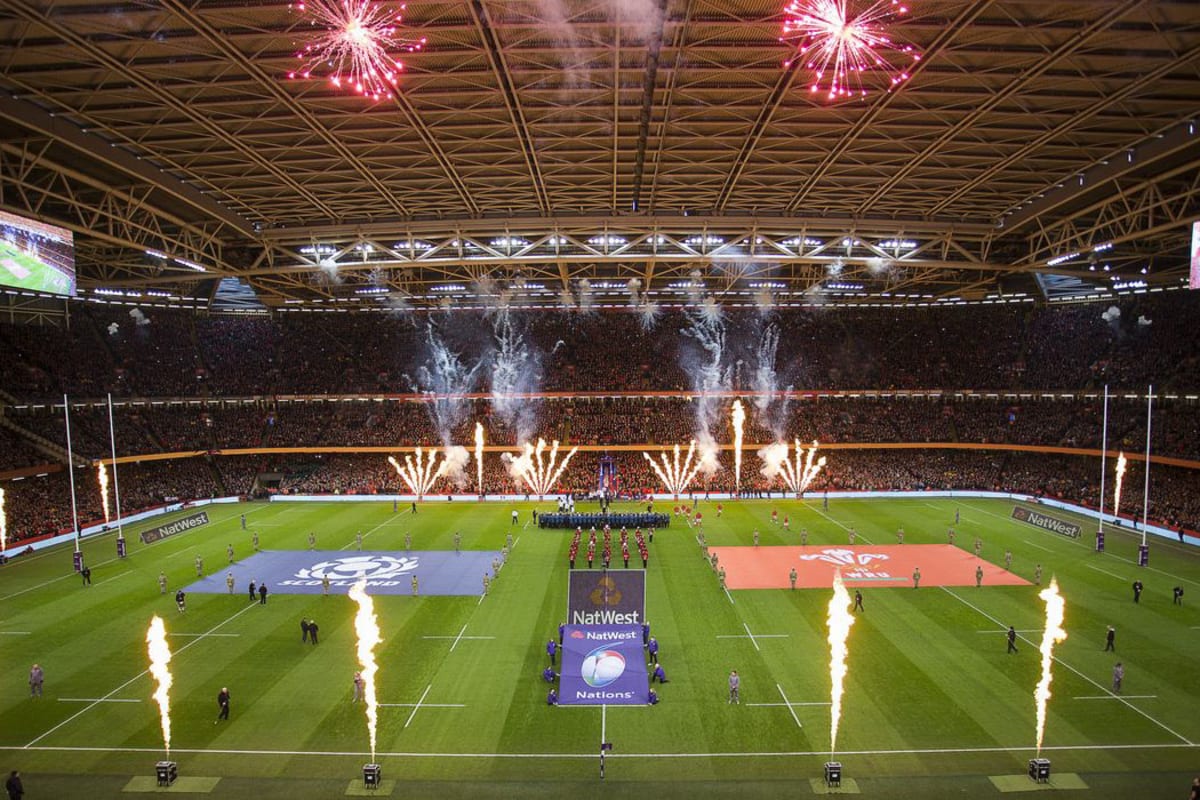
[1191,220,1200,290]
[0,209,75,296]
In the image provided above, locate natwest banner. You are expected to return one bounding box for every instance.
[140,511,209,544]
[559,624,650,705]
[1011,506,1081,538]
[567,570,645,625]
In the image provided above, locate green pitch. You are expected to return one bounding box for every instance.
[0,239,73,295]
[1,497,1197,798]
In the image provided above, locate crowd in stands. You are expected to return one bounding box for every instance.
[5,395,1199,461]
[3,292,1200,545]
[3,293,1200,399]
[0,426,51,471]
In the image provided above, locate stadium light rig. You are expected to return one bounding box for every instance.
[781,0,921,100]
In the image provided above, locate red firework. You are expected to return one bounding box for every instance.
[781,0,921,100]
[288,0,425,101]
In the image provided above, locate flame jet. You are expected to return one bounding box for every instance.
[1035,579,1068,756]
[349,579,382,761]
[98,462,111,522]
[827,570,856,754]
[146,616,173,757]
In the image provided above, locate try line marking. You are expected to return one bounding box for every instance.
[1074,695,1157,700]
[23,602,259,749]
[4,742,1195,760]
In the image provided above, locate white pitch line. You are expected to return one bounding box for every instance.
[421,635,495,641]
[1074,695,1157,700]
[601,704,607,746]
[1087,564,1130,582]
[448,623,468,653]
[168,633,240,638]
[748,702,831,707]
[804,502,876,545]
[0,631,31,635]
[404,684,433,729]
[743,622,761,652]
[23,601,259,749]
[379,703,465,708]
[776,684,803,730]
[91,571,131,587]
[1024,540,1054,552]
[1136,563,1200,590]
[2,741,1198,760]
[340,509,411,551]
[940,586,1194,746]
[716,634,789,640]
[723,586,735,605]
[58,698,141,704]
[975,629,1040,634]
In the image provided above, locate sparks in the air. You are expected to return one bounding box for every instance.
[731,400,746,495]
[475,422,485,496]
[1035,578,1067,756]
[643,442,705,498]
[1112,451,1127,519]
[387,446,448,499]
[759,439,827,496]
[288,0,426,101]
[348,579,382,761]
[502,438,579,497]
[827,570,856,755]
[781,0,921,100]
[146,616,174,757]
[0,486,7,553]
[97,461,111,523]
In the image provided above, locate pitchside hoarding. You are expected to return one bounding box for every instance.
[140,510,209,544]
[1011,506,1081,538]
[567,569,646,625]
[559,624,650,705]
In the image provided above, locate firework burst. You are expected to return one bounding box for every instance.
[781,0,920,100]
[475,422,485,496]
[388,447,448,498]
[289,0,425,101]
[643,442,705,498]
[731,400,746,495]
[502,438,578,497]
[759,439,827,496]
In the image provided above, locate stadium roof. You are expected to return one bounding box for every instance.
[0,0,1197,310]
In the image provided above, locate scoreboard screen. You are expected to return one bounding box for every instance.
[1191,220,1200,290]
[0,209,75,296]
